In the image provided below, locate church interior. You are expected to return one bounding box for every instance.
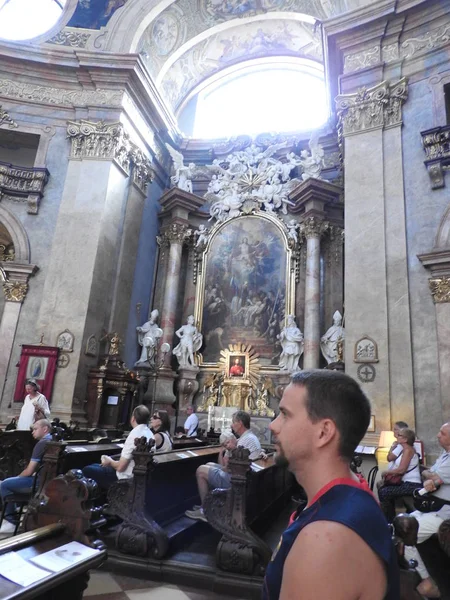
[1,0,450,597]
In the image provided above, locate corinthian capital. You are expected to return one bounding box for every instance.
[336,78,408,137]
[300,217,329,239]
[429,277,450,303]
[158,223,192,246]
[3,280,28,302]
[67,120,153,192]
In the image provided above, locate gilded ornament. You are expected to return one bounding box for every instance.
[3,280,28,302]
[429,277,450,303]
[0,244,15,261]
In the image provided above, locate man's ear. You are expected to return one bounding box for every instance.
[316,419,337,448]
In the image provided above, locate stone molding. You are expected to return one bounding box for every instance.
[48,30,91,48]
[300,216,330,240]
[0,78,124,108]
[0,104,18,129]
[336,78,408,137]
[343,21,450,75]
[0,161,49,215]
[66,120,154,194]
[2,280,28,302]
[421,125,450,189]
[429,277,450,303]
[157,222,191,247]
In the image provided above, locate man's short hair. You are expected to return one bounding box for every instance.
[395,421,408,429]
[291,370,371,461]
[35,419,52,432]
[232,410,250,430]
[133,405,150,425]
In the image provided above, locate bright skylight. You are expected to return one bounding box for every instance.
[191,63,328,139]
[0,0,66,41]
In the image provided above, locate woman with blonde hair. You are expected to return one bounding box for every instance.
[17,380,50,431]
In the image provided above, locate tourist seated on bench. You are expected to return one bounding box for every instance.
[0,419,52,534]
[185,410,262,522]
[378,428,421,521]
[150,410,173,452]
[82,405,153,490]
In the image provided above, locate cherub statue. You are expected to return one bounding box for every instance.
[287,219,300,244]
[165,143,196,193]
[173,315,203,368]
[193,224,210,248]
[299,130,325,181]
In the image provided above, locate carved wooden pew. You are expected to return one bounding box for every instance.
[203,447,293,576]
[104,439,221,558]
[0,470,107,600]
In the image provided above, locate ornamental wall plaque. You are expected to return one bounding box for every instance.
[57,353,70,368]
[354,335,378,363]
[56,329,74,353]
[85,334,98,357]
[357,364,376,383]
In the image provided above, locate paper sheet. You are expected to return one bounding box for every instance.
[68,446,88,452]
[30,541,100,573]
[176,452,189,458]
[0,552,50,587]
[186,450,197,456]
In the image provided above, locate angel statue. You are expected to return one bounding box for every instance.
[193,224,210,248]
[165,143,196,193]
[173,315,203,369]
[299,130,325,181]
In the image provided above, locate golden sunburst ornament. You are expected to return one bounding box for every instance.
[218,343,260,388]
[238,169,267,195]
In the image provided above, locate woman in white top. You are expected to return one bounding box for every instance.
[378,428,422,521]
[17,381,51,431]
[150,410,173,453]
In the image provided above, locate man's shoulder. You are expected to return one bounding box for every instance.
[238,430,261,448]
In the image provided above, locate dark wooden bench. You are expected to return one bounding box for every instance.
[0,430,36,479]
[0,468,107,600]
[203,446,294,576]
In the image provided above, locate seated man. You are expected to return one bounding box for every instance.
[185,410,262,522]
[403,421,450,599]
[184,404,199,437]
[82,405,153,490]
[0,419,52,534]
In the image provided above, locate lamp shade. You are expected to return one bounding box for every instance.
[379,430,395,448]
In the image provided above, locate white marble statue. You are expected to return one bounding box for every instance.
[165,143,196,193]
[173,315,203,368]
[278,315,304,372]
[287,220,300,244]
[136,309,163,365]
[320,310,345,364]
[299,131,325,181]
[194,224,210,248]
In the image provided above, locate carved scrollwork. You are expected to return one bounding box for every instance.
[0,104,18,128]
[67,120,154,193]
[0,243,15,261]
[2,280,28,302]
[421,125,450,189]
[336,78,408,136]
[299,216,329,240]
[429,277,450,303]
[48,30,91,48]
[159,222,192,246]
[0,161,50,214]
[343,46,380,74]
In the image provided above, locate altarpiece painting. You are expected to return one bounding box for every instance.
[197,214,292,364]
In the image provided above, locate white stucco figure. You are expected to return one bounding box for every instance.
[194,224,210,248]
[278,315,304,372]
[173,315,203,368]
[136,309,163,365]
[320,310,345,364]
[287,220,299,244]
[299,131,325,181]
[165,143,196,193]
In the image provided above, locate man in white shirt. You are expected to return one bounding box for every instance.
[185,410,262,522]
[82,405,153,489]
[184,405,199,437]
[403,422,450,598]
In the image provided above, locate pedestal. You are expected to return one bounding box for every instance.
[137,366,177,410]
[177,366,200,411]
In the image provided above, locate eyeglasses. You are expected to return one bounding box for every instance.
[151,414,161,419]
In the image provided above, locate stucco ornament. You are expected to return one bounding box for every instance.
[165,143,196,193]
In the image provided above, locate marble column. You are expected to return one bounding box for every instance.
[302,217,328,370]
[0,272,35,402]
[429,277,450,419]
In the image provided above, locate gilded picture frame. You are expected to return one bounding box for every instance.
[195,212,295,365]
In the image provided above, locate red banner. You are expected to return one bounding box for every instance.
[14,345,59,403]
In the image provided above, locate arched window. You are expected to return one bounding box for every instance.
[179,59,328,139]
[0,0,66,42]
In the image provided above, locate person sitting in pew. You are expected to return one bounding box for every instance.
[82,405,153,490]
[0,419,52,533]
[150,410,173,453]
[386,420,409,464]
[185,410,262,522]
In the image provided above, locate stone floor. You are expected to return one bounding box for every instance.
[83,569,244,600]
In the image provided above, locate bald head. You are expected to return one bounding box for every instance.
[32,419,51,440]
[438,422,450,451]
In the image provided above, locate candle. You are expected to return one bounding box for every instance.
[207,405,212,431]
